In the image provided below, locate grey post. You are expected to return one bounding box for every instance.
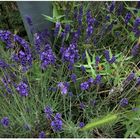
[17,1,52,43]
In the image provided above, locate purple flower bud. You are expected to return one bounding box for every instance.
[58,82,69,95]
[51,113,63,132]
[81,66,86,74]
[71,73,77,83]
[39,131,46,138]
[16,82,29,97]
[79,122,85,128]
[120,98,128,107]
[108,1,115,13]
[44,106,53,119]
[131,43,140,56]
[125,12,131,24]
[1,117,9,127]
[80,81,89,91]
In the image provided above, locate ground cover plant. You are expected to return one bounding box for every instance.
[0,1,140,138]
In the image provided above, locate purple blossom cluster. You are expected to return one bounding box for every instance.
[124,72,135,85]
[40,44,56,70]
[124,12,131,25]
[34,29,50,54]
[0,30,33,72]
[16,81,29,97]
[39,131,46,138]
[58,82,69,95]
[0,30,14,48]
[44,106,63,132]
[25,15,34,34]
[117,3,124,16]
[1,117,9,127]
[104,50,116,64]
[51,113,63,132]
[86,10,97,40]
[80,75,102,91]
[0,59,9,69]
[108,1,115,13]
[131,43,140,56]
[70,73,77,83]
[44,105,53,119]
[120,98,128,107]
[79,122,85,128]
[54,22,61,37]
[61,43,79,64]
[133,18,140,37]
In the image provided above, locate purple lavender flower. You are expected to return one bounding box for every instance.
[61,43,79,64]
[1,117,9,127]
[104,50,116,64]
[44,106,53,119]
[120,98,128,107]
[54,22,61,37]
[0,30,14,48]
[136,77,140,86]
[94,75,102,85]
[105,15,110,21]
[124,12,131,25]
[39,131,46,138]
[131,43,140,56]
[68,92,73,97]
[13,35,32,71]
[117,3,124,16]
[88,77,94,85]
[16,82,29,97]
[80,81,89,91]
[71,73,77,83]
[51,113,63,132]
[109,56,116,64]
[125,72,135,83]
[108,1,115,13]
[86,10,94,39]
[104,50,110,61]
[82,52,86,61]
[25,15,33,26]
[133,18,140,37]
[25,15,34,33]
[58,82,69,95]
[0,59,9,69]
[72,28,81,43]
[68,63,74,71]
[64,24,70,34]
[95,56,100,66]
[78,6,83,25]
[86,25,93,38]
[40,44,56,70]
[79,122,85,128]
[81,66,86,74]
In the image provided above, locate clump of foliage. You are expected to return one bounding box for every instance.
[0,2,27,37]
[0,1,140,138]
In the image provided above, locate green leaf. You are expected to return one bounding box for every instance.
[53,4,59,18]
[56,15,65,20]
[61,20,73,24]
[42,14,56,23]
[85,50,91,65]
[81,113,118,131]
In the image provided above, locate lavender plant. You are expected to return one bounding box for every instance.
[0,1,140,138]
